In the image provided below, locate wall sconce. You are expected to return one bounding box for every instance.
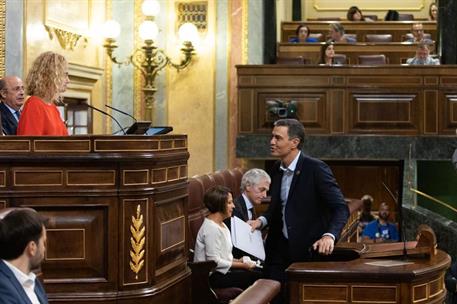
[102,0,199,121]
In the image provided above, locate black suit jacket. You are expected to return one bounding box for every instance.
[0,102,18,135]
[263,152,349,262]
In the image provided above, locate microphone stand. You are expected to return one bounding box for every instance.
[105,104,137,122]
[84,103,126,135]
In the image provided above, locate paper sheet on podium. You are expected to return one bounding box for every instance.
[230,216,265,261]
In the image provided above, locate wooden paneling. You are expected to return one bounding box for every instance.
[287,250,450,304]
[277,43,432,65]
[237,65,457,135]
[0,135,191,304]
[281,21,437,43]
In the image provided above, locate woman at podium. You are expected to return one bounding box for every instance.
[17,51,69,136]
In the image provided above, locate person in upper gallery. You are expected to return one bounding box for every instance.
[194,186,262,291]
[224,168,271,259]
[445,261,457,304]
[346,6,374,22]
[429,2,438,21]
[384,10,399,21]
[319,42,336,65]
[357,194,375,237]
[0,76,25,135]
[406,43,440,65]
[289,24,319,43]
[17,51,69,136]
[328,23,356,43]
[249,118,349,303]
[362,202,399,243]
[0,208,48,303]
[405,23,433,44]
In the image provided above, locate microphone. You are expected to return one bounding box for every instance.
[83,102,126,135]
[105,104,137,122]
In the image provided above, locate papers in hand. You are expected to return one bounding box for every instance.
[230,216,265,261]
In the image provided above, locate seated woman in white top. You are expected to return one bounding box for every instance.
[194,185,262,290]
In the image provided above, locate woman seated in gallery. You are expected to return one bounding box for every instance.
[289,24,319,43]
[194,185,262,290]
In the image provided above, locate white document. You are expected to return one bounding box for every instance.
[230,216,265,261]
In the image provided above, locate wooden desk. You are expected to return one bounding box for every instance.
[277,42,434,65]
[281,21,437,43]
[0,135,190,304]
[287,250,451,304]
[236,65,457,135]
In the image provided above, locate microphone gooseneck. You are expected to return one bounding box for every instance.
[84,103,126,135]
[105,104,137,122]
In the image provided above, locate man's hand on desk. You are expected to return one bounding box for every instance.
[247,219,262,231]
[312,235,334,255]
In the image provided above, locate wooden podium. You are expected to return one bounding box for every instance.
[0,135,190,304]
[287,231,451,304]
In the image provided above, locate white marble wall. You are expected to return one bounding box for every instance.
[5,0,23,77]
[248,0,264,64]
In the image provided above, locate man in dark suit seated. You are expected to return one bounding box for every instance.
[224,168,270,259]
[0,208,48,303]
[250,118,350,303]
[0,76,25,135]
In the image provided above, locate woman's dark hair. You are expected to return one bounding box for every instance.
[384,10,399,21]
[347,6,364,21]
[295,24,310,38]
[0,209,46,260]
[319,42,334,65]
[204,185,232,214]
[429,3,437,21]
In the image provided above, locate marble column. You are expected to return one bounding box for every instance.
[263,0,276,64]
[438,0,457,64]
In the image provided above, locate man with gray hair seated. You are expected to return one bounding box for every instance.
[224,168,271,258]
[406,43,440,65]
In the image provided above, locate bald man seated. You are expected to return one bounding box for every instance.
[0,76,25,135]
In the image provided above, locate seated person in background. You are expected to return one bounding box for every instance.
[0,76,25,135]
[194,186,262,290]
[358,194,375,234]
[319,42,336,65]
[384,10,399,21]
[362,202,399,243]
[289,24,319,43]
[445,261,457,304]
[405,23,433,44]
[328,23,356,43]
[347,6,374,22]
[406,43,440,65]
[429,3,438,21]
[224,168,270,259]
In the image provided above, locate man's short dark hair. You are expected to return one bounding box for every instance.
[0,209,46,260]
[204,185,232,214]
[274,118,305,150]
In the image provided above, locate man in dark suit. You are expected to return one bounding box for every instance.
[0,208,48,303]
[225,168,270,259]
[250,118,349,303]
[0,76,25,135]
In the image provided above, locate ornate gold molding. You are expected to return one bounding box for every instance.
[0,1,5,77]
[129,204,145,279]
[241,0,248,64]
[134,0,144,120]
[44,25,87,50]
[105,0,113,132]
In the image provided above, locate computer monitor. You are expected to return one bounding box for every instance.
[145,126,173,135]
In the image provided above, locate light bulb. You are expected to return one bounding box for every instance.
[102,20,121,39]
[178,23,199,44]
[139,20,159,41]
[142,0,160,17]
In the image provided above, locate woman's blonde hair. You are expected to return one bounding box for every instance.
[26,51,67,102]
